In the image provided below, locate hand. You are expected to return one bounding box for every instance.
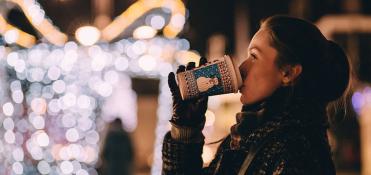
[168,57,209,128]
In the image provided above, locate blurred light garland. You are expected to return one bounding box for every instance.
[0,36,195,174]
[0,0,193,174]
[101,0,186,41]
[0,15,36,48]
[8,0,68,46]
[4,0,187,47]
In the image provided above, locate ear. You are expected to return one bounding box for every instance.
[281,64,302,86]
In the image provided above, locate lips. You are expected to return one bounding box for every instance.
[240,70,247,81]
[239,72,247,91]
[239,85,245,92]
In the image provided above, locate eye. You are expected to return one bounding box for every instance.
[249,53,257,61]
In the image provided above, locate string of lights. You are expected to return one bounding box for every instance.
[3,0,187,47]
[9,0,68,46]
[0,15,36,48]
[0,0,222,174]
[0,35,195,174]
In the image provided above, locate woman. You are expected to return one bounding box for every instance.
[162,15,350,174]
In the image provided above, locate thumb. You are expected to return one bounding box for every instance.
[168,72,181,98]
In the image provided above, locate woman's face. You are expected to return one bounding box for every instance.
[239,28,284,105]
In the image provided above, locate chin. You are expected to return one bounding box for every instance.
[240,95,249,105]
[240,96,258,105]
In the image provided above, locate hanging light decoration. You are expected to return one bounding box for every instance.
[0,0,199,174]
[0,35,196,174]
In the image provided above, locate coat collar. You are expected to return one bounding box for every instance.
[230,87,328,150]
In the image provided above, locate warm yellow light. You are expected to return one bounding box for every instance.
[175,50,201,66]
[0,15,36,48]
[75,26,101,46]
[133,26,157,39]
[101,0,186,41]
[163,26,178,38]
[10,0,68,46]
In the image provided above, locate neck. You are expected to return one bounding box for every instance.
[241,87,291,113]
[241,86,327,124]
[241,101,265,112]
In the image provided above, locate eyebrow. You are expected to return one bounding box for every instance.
[248,46,262,54]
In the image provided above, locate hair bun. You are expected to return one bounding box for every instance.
[261,16,350,103]
[319,40,350,102]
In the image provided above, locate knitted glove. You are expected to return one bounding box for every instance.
[167,57,209,142]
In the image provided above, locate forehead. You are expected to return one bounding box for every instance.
[248,28,278,64]
[249,29,272,50]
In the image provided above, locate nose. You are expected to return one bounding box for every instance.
[239,59,249,80]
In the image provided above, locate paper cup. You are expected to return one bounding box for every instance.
[177,55,242,100]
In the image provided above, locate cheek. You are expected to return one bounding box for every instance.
[240,67,282,104]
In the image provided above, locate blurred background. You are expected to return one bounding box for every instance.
[0,0,369,174]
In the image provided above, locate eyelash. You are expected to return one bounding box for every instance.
[249,53,257,60]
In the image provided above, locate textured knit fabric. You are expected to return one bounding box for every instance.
[162,88,336,175]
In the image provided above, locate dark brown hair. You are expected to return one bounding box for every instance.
[260,15,350,104]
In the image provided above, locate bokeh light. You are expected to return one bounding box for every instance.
[4,30,19,44]
[133,26,157,39]
[12,147,24,162]
[169,13,185,29]
[3,102,14,116]
[12,162,23,175]
[138,54,157,71]
[5,130,16,144]
[150,15,166,29]
[352,87,371,115]
[37,160,51,174]
[66,128,79,142]
[75,26,101,46]
[60,160,73,174]
[0,30,191,174]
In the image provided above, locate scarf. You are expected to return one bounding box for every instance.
[229,87,328,150]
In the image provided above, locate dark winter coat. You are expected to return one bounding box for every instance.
[162,96,336,175]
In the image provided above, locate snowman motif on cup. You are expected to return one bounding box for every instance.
[196,76,219,92]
